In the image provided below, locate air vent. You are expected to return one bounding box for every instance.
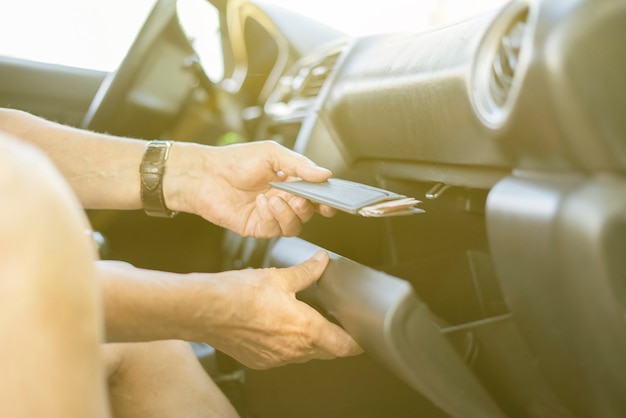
[297,52,341,98]
[489,10,528,107]
[472,1,532,127]
[264,44,345,123]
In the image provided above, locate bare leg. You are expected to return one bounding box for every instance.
[0,133,109,417]
[104,340,239,418]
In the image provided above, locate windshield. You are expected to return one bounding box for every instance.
[0,0,156,71]
[261,0,509,36]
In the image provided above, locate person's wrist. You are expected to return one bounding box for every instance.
[139,140,178,218]
[163,142,213,216]
[174,272,231,343]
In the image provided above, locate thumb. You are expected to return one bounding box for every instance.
[275,148,332,182]
[282,250,330,293]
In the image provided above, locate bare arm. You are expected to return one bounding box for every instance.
[98,253,362,370]
[0,108,335,237]
[0,107,145,210]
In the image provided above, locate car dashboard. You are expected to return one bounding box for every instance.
[66,0,626,416]
[212,0,626,416]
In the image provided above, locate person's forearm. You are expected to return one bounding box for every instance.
[1,107,337,236]
[98,256,363,369]
[0,108,213,213]
[0,108,146,209]
[97,261,222,343]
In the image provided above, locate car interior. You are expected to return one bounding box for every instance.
[1,0,625,416]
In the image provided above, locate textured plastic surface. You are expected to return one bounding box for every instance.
[487,174,626,416]
[266,237,504,418]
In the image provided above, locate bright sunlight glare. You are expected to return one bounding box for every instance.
[0,0,507,72]
[0,0,157,71]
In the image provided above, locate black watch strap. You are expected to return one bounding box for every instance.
[139,140,178,218]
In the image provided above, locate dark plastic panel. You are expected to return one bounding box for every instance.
[487,174,626,416]
[294,0,626,182]
[0,56,104,126]
[266,237,505,418]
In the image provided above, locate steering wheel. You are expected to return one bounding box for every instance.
[81,0,180,134]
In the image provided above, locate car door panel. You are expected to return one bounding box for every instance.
[0,56,105,126]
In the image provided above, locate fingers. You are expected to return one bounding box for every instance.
[294,160,332,183]
[276,193,336,221]
[267,142,332,182]
[256,142,335,234]
[287,195,315,222]
[222,251,362,367]
[312,319,364,358]
[282,252,363,358]
[256,194,312,237]
[255,194,282,237]
[316,204,337,218]
[253,193,310,238]
[280,250,329,294]
[267,196,303,237]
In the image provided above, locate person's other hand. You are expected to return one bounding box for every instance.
[190,251,363,369]
[165,140,336,238]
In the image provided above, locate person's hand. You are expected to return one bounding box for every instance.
[98,251,363,368]
[165,140,336,238]
[190,251,363,369]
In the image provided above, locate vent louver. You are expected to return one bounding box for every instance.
[264,44,345,124]
[489,10,529,107]
[297,52,341,98]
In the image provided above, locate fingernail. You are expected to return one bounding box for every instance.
[257,194,268,207]
[315,166,332,175]
[313,250,327,261]
[272,197,286,211]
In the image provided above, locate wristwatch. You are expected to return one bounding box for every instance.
[139,140,178,218]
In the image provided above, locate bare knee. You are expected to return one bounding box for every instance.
[0,130,100,343]
[105,340,196,382]
[0,131,95,265]
[104,341,240,418]
[0,132,107,418]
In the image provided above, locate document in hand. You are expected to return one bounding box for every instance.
[270,178,424,217]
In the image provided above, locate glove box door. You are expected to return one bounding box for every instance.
[265,237,505,418]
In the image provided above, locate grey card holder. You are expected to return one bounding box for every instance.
[270,178,424,217]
